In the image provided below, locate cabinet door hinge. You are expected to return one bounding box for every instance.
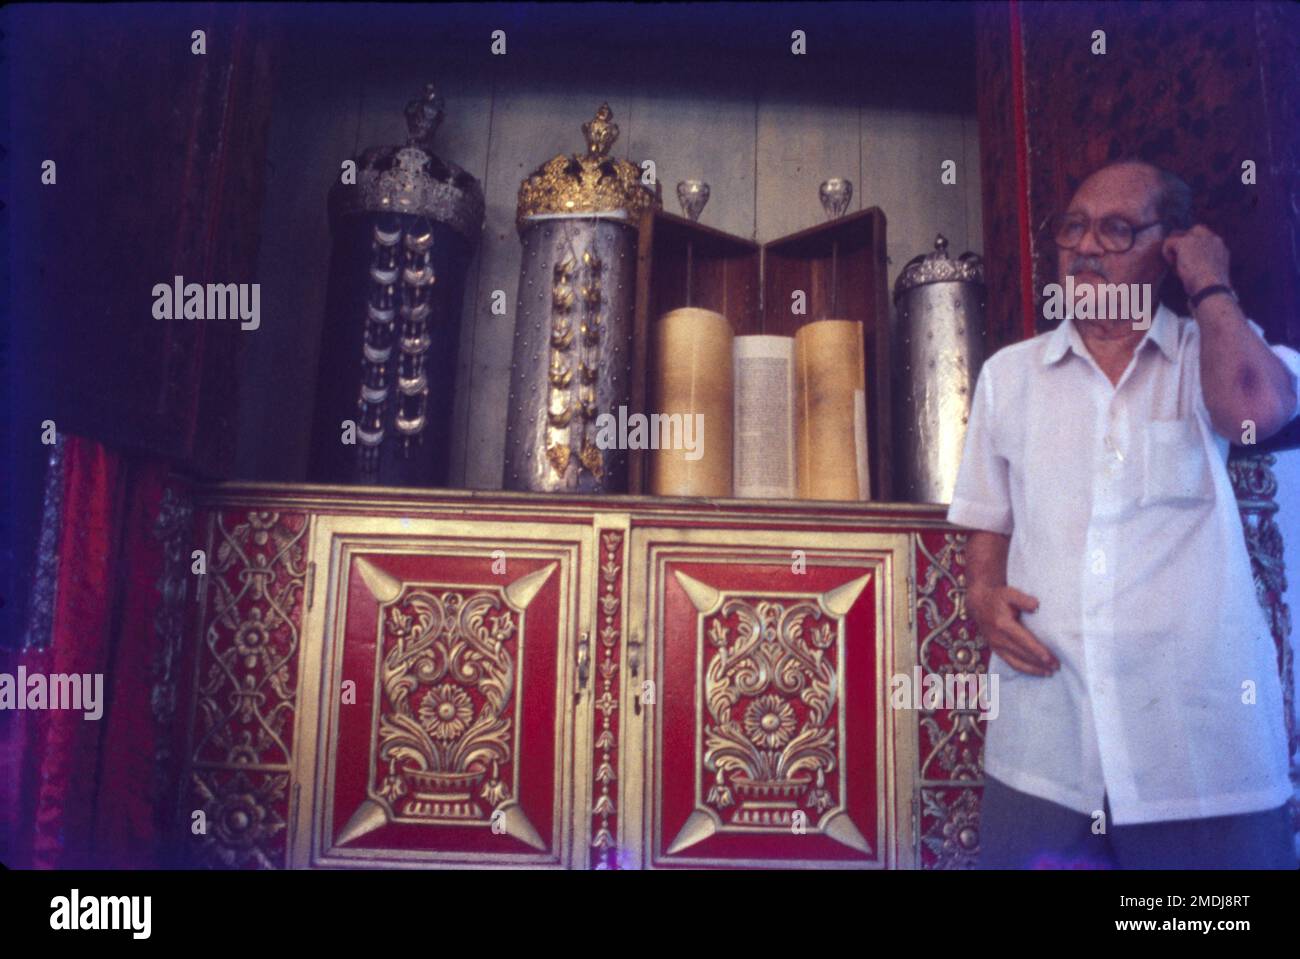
[906,573,915,627]
[306,562,317,610]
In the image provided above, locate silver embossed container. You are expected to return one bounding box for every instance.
[892,235,986,504]
[311,84,484,488]
[502,105,660,493]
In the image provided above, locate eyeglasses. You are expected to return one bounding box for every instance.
[1048,212,1164,253]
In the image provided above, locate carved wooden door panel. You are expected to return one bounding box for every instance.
[291,515,592,868]
[623,526,916,869]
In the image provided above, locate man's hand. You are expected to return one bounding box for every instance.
[968,582,1059,677]
[1163,225,1299,441]
[1161,224,1230,296]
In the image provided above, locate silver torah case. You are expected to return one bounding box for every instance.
[504,215,639,492]
[892,235,987,504]
[311,84,485,488]
[502,104,661,493]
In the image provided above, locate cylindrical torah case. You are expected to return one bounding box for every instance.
[310,85,484,487]
[502,104,661,492]
[892,235,986,504]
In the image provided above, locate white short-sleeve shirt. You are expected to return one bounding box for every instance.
[948,303,1300,825]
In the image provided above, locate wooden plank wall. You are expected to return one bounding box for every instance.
[239,6,982,490]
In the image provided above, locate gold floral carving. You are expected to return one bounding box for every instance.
[192,769,288,870]
[374,589,517,821]
[194,512,305,768]
[700,598,839,827]
[591,530,623,867]
[915,533,983,785]
[664,571,873,857]
[920,786,982,869]
[337,565,554,851]
[914,531,984,869]
[189,510,307,869]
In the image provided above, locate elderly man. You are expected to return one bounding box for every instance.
[949,159,1300,869]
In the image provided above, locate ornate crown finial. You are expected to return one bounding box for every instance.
[404,83,445,148]
[582,104,619,158]
[515,104,660,231]
[893,233,984,301]
[332,84,484,243]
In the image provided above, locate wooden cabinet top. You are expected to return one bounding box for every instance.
[191,481,956,530]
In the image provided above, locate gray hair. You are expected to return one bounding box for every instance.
[1093,157,1194,230]
[1151,167,1193,231]
[1083,158,1194,309]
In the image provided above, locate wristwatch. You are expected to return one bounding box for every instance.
[1189,283,1237,309]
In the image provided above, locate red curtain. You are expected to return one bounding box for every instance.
[1,436,184,868]
[3,6,274,868]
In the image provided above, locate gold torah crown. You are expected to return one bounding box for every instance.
[516,104,662,232]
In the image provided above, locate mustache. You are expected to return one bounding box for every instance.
[1067,256,1107,279]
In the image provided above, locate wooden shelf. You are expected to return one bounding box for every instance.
[631,210,761,493]
[632,207,892,499]
[763,208,893,499]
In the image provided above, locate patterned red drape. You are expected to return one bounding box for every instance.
[0,436,183,868]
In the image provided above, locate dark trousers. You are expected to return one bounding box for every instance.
[977,775,1299,869]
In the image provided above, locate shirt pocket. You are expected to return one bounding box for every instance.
[1139,416,1215,506]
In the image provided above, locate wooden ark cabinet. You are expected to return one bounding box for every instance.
[180,484,982,870]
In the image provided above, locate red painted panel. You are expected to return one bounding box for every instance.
[656,559,880,865]
[328,552,562,858]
